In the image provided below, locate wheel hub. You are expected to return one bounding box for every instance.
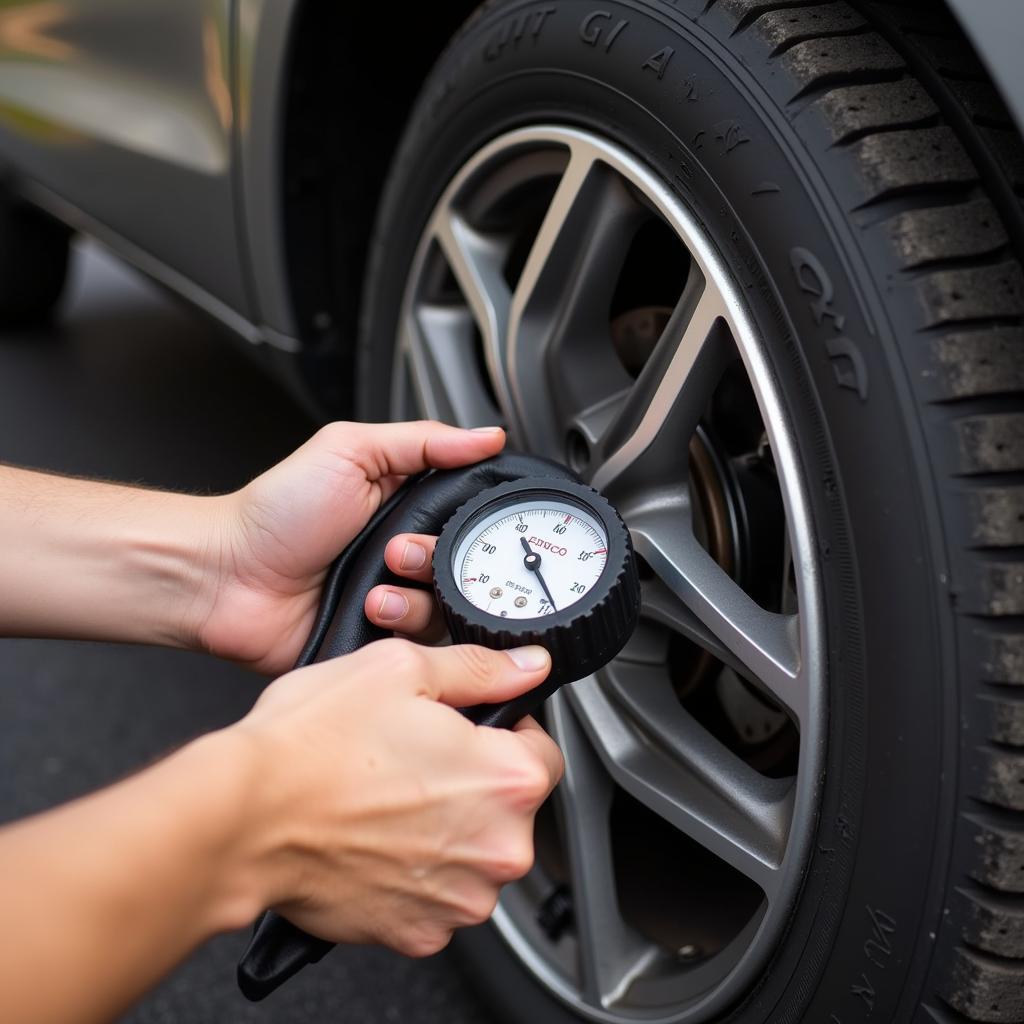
[612,304,787,747]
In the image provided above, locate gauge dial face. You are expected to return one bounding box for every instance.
[452,498,609,620]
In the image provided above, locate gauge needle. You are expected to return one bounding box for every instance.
[520,537,558,612]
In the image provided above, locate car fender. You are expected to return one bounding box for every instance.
[236,0,304,348]
[944,0,1024,137]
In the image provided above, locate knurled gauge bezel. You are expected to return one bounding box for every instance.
[433,478,639,682]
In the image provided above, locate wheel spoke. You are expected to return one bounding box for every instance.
[630,510,803,720]
[590,277,733,503]
[506,144,643,449]
[433,207,515,423]
[603,660,793,852]
[569,388,632,454]
[639,574,760,688]
[548,692,663,1007]
[403,305,502,427]
[567,675,790,898]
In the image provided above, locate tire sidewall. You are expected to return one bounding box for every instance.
[359,3,954,1021]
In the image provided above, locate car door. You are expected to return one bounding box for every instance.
[0,0,251,321]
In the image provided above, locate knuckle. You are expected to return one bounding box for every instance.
[459,889,499,926]
[314,421,351,447]
[549,744,566,787]
[383,637,426,676]
[487,737,556,808]
[522,756,555,802]
[493,838,535,882]
[401,926,453,959]
[454,644,497,686]
[502,752,553,807]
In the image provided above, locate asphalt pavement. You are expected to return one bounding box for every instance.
[0,242,495,1024]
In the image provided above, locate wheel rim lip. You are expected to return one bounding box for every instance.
[391,124,827,1023]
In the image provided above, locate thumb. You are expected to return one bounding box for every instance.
[317,420,506,479]
[420,644,551,710]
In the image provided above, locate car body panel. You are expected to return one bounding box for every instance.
[0,0,1019,366]
[944,0,1024,137]
[235,0,301,343]
[0,0,251,317]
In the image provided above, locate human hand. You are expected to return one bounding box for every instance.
[364,532,449,640]
[230,638,563,956]
[192,421,505,674]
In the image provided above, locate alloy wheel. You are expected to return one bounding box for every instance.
[391,126,826,1023]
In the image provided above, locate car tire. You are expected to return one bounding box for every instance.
[358,2,1024,1021]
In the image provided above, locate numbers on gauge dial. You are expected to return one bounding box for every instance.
[453,500,609,620]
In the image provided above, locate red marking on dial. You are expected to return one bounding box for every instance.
[564,514,573,523]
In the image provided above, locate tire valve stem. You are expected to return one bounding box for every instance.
[536,884,574,942]
[677,944,702,963]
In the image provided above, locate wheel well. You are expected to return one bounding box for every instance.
[278,0,1009,416]
[280,2,478,415]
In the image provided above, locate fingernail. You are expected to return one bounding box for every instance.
[377,591,409,622]
[400,541,427,571]
[505,646,549,672]
[471,426,504,434]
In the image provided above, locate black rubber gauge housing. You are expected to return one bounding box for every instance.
[433,477,640,722]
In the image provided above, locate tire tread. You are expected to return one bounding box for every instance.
[804,78,939,145]
[711,1,1024,1018]
[779,34,905,98]
[753,2,868,56]
[958,885,1024,959]
[925,329,1024,404]
[942,947,1024,1023]
[883,198,1006,270]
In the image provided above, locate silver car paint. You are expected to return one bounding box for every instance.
[0,0,1018,359]
[235,0,302,342]
[944,0,1024,139]
[0,0,256,323]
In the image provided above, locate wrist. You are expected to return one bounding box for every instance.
[165,491,236,654]
[117,489,231,652]
[171,728,281,936]
[0,466,234,649]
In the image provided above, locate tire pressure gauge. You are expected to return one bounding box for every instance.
[237,465,642,1002]
[434,478,640,720]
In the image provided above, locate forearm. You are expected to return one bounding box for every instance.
[0,465,222,648]
[0,732,267,1024]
